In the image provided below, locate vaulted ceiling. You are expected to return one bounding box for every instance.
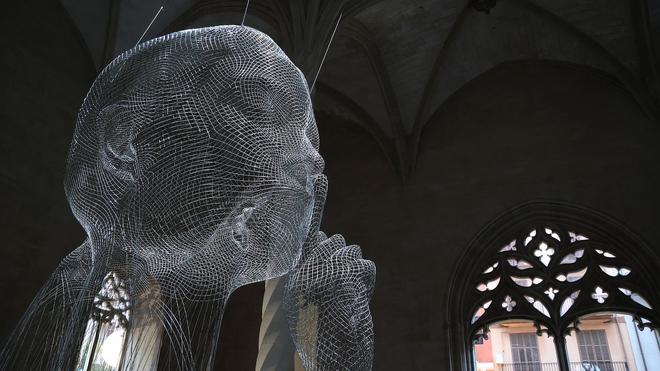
[61,0,660,177]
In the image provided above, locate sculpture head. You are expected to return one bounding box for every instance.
[64,26,324,291]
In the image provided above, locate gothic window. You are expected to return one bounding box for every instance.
[468,225,657,344]
[76,272,131,371]
[509,333,540,369]
[449,202,660,371]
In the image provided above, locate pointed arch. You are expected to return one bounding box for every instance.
[446,200,660,370]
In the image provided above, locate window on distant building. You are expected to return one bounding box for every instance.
[576,330,612,369]
[448,202,660,371]
[510,333,540,370]
[473,319,556,371]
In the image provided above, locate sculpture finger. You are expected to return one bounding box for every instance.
[309,233,346,262]
[308,174,327,236]
[331,245,363,261]
[354,258,377,299]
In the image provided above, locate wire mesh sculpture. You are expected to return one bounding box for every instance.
[0,25,375,370]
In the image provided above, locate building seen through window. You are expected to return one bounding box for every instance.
[510,332,541,366]
[451,205,660,371]
[474,314,660,371]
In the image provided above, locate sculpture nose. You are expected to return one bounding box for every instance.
[311,150,325,175]
[302,133,324,175]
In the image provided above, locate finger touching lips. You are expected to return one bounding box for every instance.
[333,245,363,260]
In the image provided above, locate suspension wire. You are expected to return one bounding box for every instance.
[241,0,251,26]
[136,6,164,46]
[311,12,342,93]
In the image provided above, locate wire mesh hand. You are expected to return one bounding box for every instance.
[285,179,376,371]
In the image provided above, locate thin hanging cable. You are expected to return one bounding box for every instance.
[136,6,164,46]
[311,12,342,93]
[241,0,251,26]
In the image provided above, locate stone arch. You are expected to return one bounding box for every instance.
[446,200,660,370]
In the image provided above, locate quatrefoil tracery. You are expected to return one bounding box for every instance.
[470,226,655,343]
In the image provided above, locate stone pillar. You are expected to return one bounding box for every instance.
[256,277,295,371]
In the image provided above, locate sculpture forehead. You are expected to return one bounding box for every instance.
[96,25,307,102]
[80,25,313,144]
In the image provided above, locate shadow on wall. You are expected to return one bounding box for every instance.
[316,62,660,371]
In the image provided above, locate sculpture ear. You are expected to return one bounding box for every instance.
[99,104,138,181]
[230,204,255,250]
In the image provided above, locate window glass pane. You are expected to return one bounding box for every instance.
[473,319,556,371]
[565,312,660,371]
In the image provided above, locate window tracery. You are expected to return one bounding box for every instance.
[469,225,657,347]
[448,203,660,371]
[91,272,131,328]
[76,272,131,371]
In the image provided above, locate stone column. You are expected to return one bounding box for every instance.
[256,277,296,371]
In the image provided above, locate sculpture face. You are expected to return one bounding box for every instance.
[64,26,323,287]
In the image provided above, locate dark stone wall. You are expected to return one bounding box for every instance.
[317,62,660,370]
[0,0,95,341]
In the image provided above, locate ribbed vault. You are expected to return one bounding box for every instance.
[60,0,659,178]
